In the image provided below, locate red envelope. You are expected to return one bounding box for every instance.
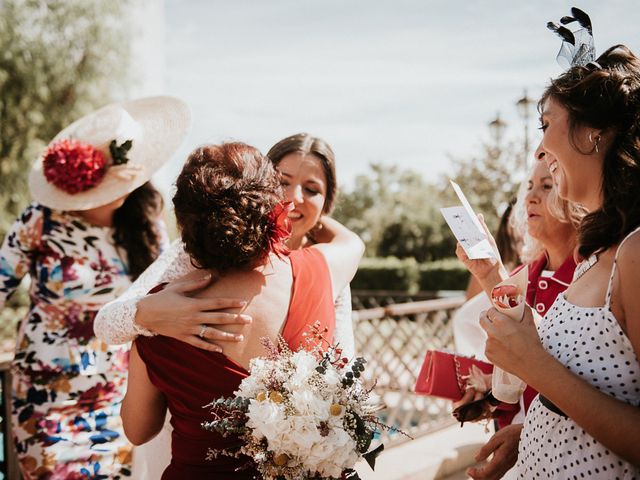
[415,350,494,401]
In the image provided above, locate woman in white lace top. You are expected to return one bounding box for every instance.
[94,133,357,478]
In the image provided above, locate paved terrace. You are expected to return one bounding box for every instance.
[355,422,492,479]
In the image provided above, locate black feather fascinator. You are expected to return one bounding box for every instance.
[547,7,597,69]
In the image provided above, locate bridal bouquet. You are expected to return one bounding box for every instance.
[202,322,388,479]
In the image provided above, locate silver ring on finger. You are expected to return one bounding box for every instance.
[198,325,208,339]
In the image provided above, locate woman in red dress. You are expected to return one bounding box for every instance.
[120,142,364,479]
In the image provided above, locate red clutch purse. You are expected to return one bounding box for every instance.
[415,350,494,401]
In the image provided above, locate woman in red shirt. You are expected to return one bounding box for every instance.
[455,153,581,479]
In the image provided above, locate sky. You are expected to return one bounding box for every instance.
[155,0,640,192]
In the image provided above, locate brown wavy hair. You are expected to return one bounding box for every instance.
[112,182,165,280]
[540,44,640,258]
[495,199,521,269]
[266,133,337,213]
[172,143,283,272]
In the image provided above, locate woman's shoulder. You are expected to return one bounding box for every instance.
[290,247,330,273]
[14,202,51,227]
[17,203,100,237]
[3,203,51,249]
[617,226,640,252]
[291,246,325,260]
[613,229,640,348]
[22,202,50,216]
[615,229,640,278]
[609,227,640,311]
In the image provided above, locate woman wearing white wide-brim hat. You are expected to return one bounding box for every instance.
[0,96,189,479]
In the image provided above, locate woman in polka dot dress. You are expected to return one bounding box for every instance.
[480,43,640,478]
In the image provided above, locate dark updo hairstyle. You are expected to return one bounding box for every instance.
[266,133,337,214]
[540,44,640,258]
[113,182,164,280]
[172,142,283,273]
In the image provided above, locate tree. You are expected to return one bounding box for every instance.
[0,0,132,239]
[333,135,524,261]
[442,139,523,234]
[333,163,455,261]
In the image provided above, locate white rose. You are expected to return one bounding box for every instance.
[287,350,320,388]
[247,357,267,375]
[310,429,358,477]
[304,439,333,472]
[290,389,331,420]
[246,399,287,444]
[236,375,264,399]
[322,366,342,390]
[282,415,323,457]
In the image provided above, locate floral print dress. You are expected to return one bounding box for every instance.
[0,203,166,479]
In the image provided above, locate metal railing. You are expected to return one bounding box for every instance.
[353,296,466,447]
[350,290,440,310]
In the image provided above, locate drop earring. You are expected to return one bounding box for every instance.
[589,132,601,153]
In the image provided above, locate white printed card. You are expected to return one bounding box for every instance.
[440,180,496,260]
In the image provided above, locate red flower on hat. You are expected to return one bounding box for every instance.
[42,139,107,194]
[267,202,293,258]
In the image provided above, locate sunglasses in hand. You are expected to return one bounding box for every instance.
[452,390,500,426]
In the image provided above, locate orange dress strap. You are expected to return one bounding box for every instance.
[281,247,336,349]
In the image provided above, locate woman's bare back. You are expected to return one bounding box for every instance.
[181,253,294,369]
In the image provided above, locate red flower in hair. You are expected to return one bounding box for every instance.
[42,139,107,194]
[267,202,293,258]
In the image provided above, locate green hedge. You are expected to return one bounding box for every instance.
[351,257,421,293]
[419,258,470,291]
[351,257,469,293]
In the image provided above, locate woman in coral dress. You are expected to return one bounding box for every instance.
[94,133,356,478]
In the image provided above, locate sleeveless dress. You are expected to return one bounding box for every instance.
[0,204,167,479]
[94,239,355,480]
[516,229,640,479]
[136,248,336,479]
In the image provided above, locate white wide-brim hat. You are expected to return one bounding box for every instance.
[29,95,191,211]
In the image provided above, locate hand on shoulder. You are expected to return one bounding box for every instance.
[136,271,251,352]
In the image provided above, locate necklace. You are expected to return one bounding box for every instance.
[572,253,598,282]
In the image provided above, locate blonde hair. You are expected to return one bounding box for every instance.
[511,163,584,263]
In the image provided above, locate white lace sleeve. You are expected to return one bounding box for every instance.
[93,239,196,344]
[333,285,355,359]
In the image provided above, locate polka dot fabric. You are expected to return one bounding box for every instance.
[516,229,640,479]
